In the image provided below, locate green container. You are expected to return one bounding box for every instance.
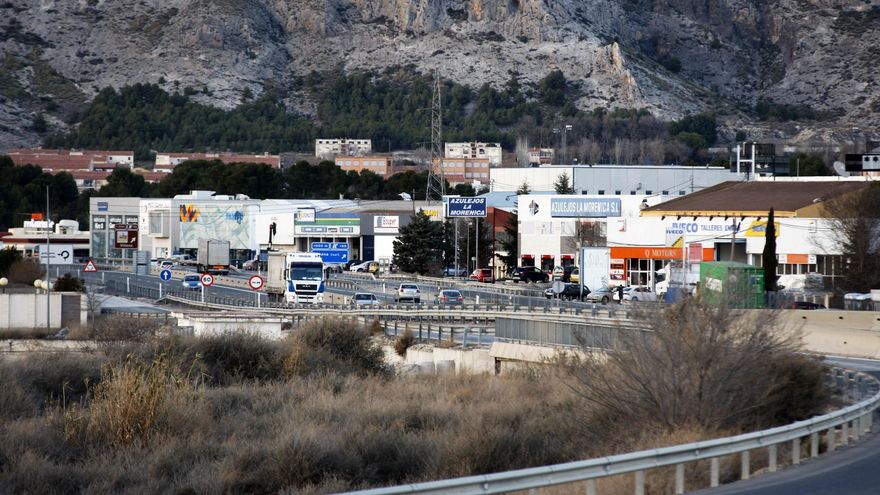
[699,261,765,308]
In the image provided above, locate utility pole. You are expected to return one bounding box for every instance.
[45,185,50,334]
[729,218,737,262]
[475,218,479,270]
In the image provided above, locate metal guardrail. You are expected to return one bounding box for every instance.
[342,368,880,495]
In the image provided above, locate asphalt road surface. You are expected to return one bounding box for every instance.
[691,356,880,495]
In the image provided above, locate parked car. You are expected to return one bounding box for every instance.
[182,274,202,290]
[469,268,494,283]
[345,259,363,271]
[569,267,580,284]
[436,289,464,306]
[443,266,468,277]
[622,286,658,302]
[242,259,259,270]
[351,293,380,306]
[395,283,421,303]
[552,266,566,281]
[509,266,549,283]
[788,301,826,310]
[586,286,618,304]
[159,259,175,270]
[544,283,590,301]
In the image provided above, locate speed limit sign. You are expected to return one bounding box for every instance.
[248,275,264,290]
[200,273,215,287]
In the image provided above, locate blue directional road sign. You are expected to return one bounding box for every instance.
[160,269,172,281]
[311,242,349,264]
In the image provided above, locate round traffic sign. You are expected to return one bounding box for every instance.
[248,275,264,290]
[200,273,215,287]
[551,280,565,293]
[159,269,172,281]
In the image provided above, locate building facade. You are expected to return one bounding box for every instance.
[154,152,281,173]
[445,142,503,166]
[436,158,491,186]
[315,139,372,159]
[334,156,393,176]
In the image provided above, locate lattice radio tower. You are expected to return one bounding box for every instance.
[425,70,446,202]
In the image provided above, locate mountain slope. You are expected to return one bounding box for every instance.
[1,0,878,149]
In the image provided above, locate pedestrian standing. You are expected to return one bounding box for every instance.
[617,284,624,304]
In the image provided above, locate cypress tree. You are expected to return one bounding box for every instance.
[762,208,778,292]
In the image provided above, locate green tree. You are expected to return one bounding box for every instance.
[517,180,531,195]
[495,211,518,272]
[554,172,574,194]
[762,208,778,293]
[669,113,717,146]
[538,70,567,106]
[788,153,830,176]
[392,212,444,275]
[97,168,153,197]
[0,247,23,277]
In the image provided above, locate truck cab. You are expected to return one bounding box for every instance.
[283,252,325,304]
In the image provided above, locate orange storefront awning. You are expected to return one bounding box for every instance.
[610,246,714,261]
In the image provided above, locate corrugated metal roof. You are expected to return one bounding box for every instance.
[643,181,870,215]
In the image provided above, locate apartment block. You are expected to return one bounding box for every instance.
[435,158,492,185]
[335,156,392,176]
[445,142,503,166]
[7,148,134,171]
[154,152,281,172]
[528,148,554,166]
[315,138,372,159]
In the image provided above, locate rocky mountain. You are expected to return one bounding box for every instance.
[1,0,878,149]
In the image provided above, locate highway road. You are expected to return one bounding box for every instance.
[691,356,880,495]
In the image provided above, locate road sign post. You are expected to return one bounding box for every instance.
[160,269,172,281]
[83,260,98,272]
[248,275,264,291]
[311,242,349,264]
[200,273,215,287]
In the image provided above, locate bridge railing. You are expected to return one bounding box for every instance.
[341,367,880,495]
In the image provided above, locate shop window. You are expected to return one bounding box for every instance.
[598,190,605,195]
[615,190,621,195]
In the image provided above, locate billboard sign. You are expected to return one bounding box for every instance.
[311,242,349,264]
[580,246,611,291]
[36,244,75,265]
[551,198,621,218]
[447,197,487,217]
[296,208,316,223]
[374,215,400,233]
[114,223,139,249]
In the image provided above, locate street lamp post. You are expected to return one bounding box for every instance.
[0,277,7,294]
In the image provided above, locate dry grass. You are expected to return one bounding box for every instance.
[0,327,52,339]
[0,314,836,494]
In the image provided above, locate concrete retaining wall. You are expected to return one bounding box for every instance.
[0,292,86,330]
[405,346,495,374]
[784,310,880,359]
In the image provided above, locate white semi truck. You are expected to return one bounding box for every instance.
[265,251,326,304]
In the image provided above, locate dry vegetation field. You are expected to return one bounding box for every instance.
[0,301,832,494]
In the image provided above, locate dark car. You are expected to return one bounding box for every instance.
[344,259,363,271]
[789,301,826,310]
[544,283,590,301]
[509,266,549,283]
[443,266,468,277]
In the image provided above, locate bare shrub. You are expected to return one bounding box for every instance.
[368,318,383,335]
[0,327,52,339]
[394,328,414,356]
[52,273,84,292]
[0,354,102,420]
[563,297,828,431]
[70,314,166,342]
[282,317,389,377]
[64,354,195,447]
[155,332,284,386]
[7,259,43,284]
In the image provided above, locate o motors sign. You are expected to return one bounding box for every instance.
[447,197,487,218]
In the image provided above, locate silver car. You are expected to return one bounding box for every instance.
[395,283,421,303]
[352,293,380,306]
